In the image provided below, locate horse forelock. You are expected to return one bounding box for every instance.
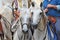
[20,8,31,18]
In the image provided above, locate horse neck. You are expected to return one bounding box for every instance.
[37,13,47,31]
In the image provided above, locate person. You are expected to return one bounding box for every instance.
[11,0,20,37]
[14,8,20,20]
[12,0,20,20]
[43,0,60,40]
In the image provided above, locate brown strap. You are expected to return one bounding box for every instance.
[48,16,56,23]
[0,21,3,32]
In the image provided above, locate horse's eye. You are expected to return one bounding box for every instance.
[31,12,33,15]
[31,2,35,7]
[40,12,42,15]
[20,17,22,21]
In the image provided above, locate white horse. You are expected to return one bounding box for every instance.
[13,8,32,40]
[0,0,21,40]
[30,2,48,40]
[0,3,13,40]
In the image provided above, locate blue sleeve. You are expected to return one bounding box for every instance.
[50,0,58,5]
[43,0,49,9]
[50,0,60,10]
[58,0,60,4]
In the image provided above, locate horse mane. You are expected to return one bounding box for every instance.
[38,11,48,31]
[0,4,13,23]
[37,2,48,31]
[1,16,12,40]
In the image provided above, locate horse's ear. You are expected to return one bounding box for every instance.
[31,2,35,7]
[40,2,43,8]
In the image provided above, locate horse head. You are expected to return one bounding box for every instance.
[30,2,47,30]
[20,8,31,33]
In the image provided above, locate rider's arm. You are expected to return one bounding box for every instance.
[47,4,57,9]
[14,10,20,17]
[47,0,60,10]
[47,4,60,11]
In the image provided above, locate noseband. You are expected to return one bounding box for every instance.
[20,18,30,29]
[22,23,29,28]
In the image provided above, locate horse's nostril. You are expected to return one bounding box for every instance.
[26,30,28,33]
[33,25,37,29]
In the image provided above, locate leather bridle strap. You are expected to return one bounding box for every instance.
[22,23,28,28]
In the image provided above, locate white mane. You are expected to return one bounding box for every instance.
[0,3,13,23]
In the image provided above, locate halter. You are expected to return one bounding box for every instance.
[31,9,46,31]
[20,17,30,30]
[22,23,29,28]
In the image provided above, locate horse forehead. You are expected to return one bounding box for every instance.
[21,8,30,13]
[33,9,42,14]
[21,12,30,19]
[31,7,41,12]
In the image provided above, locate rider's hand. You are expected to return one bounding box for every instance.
[47,4,53,8]
[14,10,20,17]
[43,8,48,13]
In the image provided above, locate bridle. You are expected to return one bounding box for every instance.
[30,11,43,29]
[20,17,31,30]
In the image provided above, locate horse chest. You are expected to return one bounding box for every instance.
[19,30,32,40]
[21,34,29,40]
[33,29,47,40]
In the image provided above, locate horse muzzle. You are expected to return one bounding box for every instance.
[32,24,37,29]
[22,29,28,33]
